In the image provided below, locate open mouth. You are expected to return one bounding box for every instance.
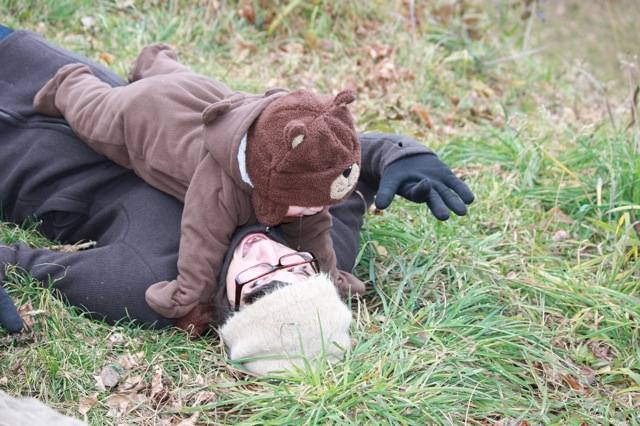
[241,233,267,258]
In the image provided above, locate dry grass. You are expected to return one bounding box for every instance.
[1,0,639,424]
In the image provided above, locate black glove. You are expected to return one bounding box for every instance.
[0,285,23,334]
[375,154,475,220]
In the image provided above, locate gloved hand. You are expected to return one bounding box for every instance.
[0,285,23,334]
[375,154,475,220]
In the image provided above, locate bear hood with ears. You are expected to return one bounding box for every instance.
[245,89,361,226]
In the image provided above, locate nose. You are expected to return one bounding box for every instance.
[254,240,281,264]
[308,206,323,213]
[342,165,352,178]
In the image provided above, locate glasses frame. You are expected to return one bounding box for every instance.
[233,251,319,311]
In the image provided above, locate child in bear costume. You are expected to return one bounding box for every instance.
[33,43,363,332]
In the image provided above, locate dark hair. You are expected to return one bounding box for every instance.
[242,280,291,306]
[211,280,292,327]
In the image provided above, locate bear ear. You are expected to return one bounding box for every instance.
[202,101,231,124]
[284,120,307,149]
[333,89,356,108]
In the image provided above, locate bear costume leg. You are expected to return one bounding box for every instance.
[33,63,134,169]
[128,43,192,82]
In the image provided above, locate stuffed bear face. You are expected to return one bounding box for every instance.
[330,163,360,200]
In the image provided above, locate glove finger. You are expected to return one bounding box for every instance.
[0,287,23,334]
[425,191,450,220]
[434,182,468,216]
[402,179,432,204]
[445,175,475,205]
[375,176,402,210]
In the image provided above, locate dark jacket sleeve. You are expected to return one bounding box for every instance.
[357,131,436,194]
[328,132,436,272]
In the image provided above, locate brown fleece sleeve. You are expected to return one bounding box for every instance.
[280,209,365,298]
[145,154,248,318]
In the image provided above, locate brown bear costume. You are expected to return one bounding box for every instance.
[33,44,363,330]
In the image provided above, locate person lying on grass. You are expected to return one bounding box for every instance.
[33,39,366,330]
[0,27,474,375]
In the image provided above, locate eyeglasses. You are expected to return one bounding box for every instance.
[234,251,319,311]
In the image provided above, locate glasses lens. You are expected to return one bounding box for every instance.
[236,252,318,286]
[236,264,274,285]
[280,252,313,266]
[280,252,319,275]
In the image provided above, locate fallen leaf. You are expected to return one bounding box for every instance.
[176,413,200,426]
[94,375,106,392]
[192,391,218,405]
[562,373,582,390]
[78,395,98,416]
[107,333,126,349]
[99,52,114,65]
[372,241,388,257]
[195,374,205,386]
[553,230,569,242]
[151,365,164,399]
[115,0,134,9]
[547,206,574,224]
[587,339,613,362]
[80,17,96,30]
[117,352,140,370]
[238,2,255,24]
[410,104,434,129]
[99,365,121,388]
[17,300,35,328]
[119,374,143,391]
[579,366,596,386]
[50,241,96,252]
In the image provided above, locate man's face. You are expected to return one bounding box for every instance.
[226,233,312,309]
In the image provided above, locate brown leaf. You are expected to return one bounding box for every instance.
[78,395,98,416]
[238,2,255,24]
[119,374,143,391]
[99,52,114,65]
[99,365,121,388]
[151,365,165,399]
[553,230,569,242]
[176,413,200,426]
[547,206,574,224]
[589,342,611,361]
[562,373,582,390]
[191,391,218,406]
[117,352,141,370]
[50,241,96,252]
[372,240,388,257]
[17,300,48,328]
[579,366,596,386]
[104,394,130,419]
[410,104,434,129]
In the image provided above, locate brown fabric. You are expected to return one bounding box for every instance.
[33,43,365,321]
[280,209,366,297]
[246,89,361,226]
[176,302,215,338]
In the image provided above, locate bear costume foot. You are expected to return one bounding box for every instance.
[33,63,91,117]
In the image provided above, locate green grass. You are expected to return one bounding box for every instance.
[1,0,640,424]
